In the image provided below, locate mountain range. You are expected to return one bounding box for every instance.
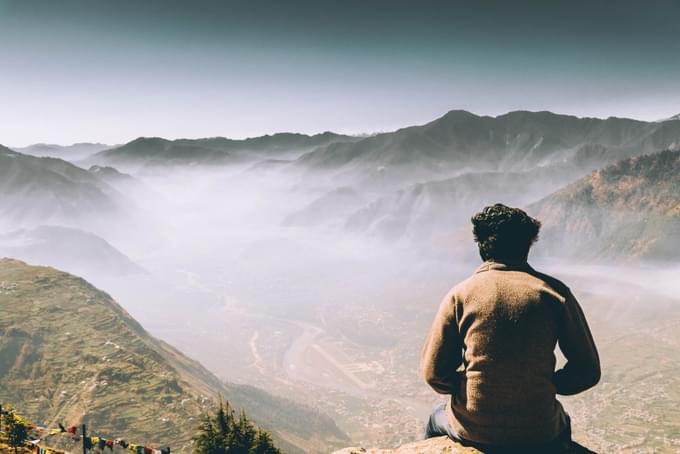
[274,111,680,261]
[0,259,347,453]
[342,167,570,242]
[16,111,680,184]
[11,143,112,161]
[0,145,124,229]
[289,110,680,189]
[86,132,359,173]
[0,145,166,257]
[4,109,680,453]
[0,226,144,280]
[5,110,680,262]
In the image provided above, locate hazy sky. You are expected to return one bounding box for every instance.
[2,0,680,146]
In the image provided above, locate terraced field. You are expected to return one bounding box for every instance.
[0,258,347,453]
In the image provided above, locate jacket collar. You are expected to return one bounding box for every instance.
[475,260,533,274]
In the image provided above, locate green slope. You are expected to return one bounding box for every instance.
[0,259,347,453]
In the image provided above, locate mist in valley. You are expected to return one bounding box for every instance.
[2,116,680,452]
[4,1,680,452]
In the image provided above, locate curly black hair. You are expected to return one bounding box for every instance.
[471,204,541,262]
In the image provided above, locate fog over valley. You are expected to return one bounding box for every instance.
[1,110,680,452]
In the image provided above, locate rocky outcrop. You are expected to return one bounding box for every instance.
[332,436,598,453]
[331,436,481,454]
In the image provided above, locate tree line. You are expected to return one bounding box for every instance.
[193,400,281,454]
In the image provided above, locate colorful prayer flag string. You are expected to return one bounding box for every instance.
[41,427,171,454]
[2,404,170,454]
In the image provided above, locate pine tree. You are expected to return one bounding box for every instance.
[250,430,280,454]
[232,411,256,454]
[193,413,223,454]
[193,401,280,454]
[214,400,234,451]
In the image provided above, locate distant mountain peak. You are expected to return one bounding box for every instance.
[437,109,479,121]
[431,109,585,128]
[88,164,128,175]
[129,136,171,145]
[442,109,477,117]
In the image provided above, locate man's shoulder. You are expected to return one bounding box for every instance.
[525,266,573,298]
[454,263,573,301]
[449,274,479,298]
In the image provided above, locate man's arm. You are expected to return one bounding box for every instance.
[420,292,463,395]
[554,290,601,395]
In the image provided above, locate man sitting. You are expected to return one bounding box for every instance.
[421,204,600,453]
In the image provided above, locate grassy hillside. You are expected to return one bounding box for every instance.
[0,259,347,453]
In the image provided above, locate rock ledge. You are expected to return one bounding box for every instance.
[331,436,481,454]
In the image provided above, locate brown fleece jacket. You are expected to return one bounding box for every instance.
[421,261,600,446]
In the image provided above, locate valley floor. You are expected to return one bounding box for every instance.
[118,260,680,453]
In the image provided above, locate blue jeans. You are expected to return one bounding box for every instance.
[425,404,577,454]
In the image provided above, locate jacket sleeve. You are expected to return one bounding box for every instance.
[420,292,463,394]
[553,290,601,395]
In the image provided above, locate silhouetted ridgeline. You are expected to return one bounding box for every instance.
[85,132,359,172]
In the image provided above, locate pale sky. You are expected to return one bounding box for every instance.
[2,0,680,146]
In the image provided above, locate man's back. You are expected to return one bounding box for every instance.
[421,260,600,446]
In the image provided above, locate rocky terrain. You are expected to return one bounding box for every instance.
[331,436,597,454]
[332,436,480,454]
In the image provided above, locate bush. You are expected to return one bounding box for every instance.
[3,408,33,454]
